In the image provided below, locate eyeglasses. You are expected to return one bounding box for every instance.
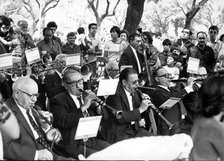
[128,79,139,85]
[198,37,206,40]
[65,78,84,86]
[17,89,39,100]
[157,73,171,79]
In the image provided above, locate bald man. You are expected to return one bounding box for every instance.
[2,77,69,160]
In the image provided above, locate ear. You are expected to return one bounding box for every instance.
[122,79,126,86]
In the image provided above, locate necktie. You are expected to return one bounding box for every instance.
[26,109,51,150]
[77,96,90,117]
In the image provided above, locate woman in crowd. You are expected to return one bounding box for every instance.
[190,75,224,160]
[104,26,126,64]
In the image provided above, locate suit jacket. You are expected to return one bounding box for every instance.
[151,85,188,135]
[119,45,144,74]
[44,71,65,99]
[105,82,146,143]
[50,91,98,158]
[3,97,45,160]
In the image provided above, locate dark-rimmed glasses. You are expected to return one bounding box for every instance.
[128,79,139,85]
[17,89,39,100]
[65,78,84,86]
[157,73,171,79]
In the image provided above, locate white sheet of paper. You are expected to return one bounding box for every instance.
[66,53,81,66]
[0,53,12,69]
[97,79,119,96]
[25,48,41,64]
[159,97,181,109]
[75,116,102,140]
[120,65,133,72]
[187,57,200,74]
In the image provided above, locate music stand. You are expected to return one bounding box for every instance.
[74,116,102,157]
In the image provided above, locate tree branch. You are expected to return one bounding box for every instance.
[35,0,41,9]
[176,0,186,15]
[87,0,100,22]
[100,0,110,21]
[42,0,60,16]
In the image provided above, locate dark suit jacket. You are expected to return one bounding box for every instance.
[119,45,144,74]
[151,85,188,135]
[105,82,147,143]
[3,97,46,160]
[44,71,65,99]
[50,91,99,158]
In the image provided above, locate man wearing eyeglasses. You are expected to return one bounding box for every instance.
[151,67,194,136]
[50,68,110,159]
[104,68,152,144]
[3,77,69,160]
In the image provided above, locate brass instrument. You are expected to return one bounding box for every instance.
[78,88,123,119]
[32,107,62,144]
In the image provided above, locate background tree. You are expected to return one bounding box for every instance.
[123,0,145,34]
[17,0,60,35]
[176,0,209,29]
[87,0,121,32]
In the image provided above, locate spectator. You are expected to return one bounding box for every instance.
[190,75,224,160]
[46,21,63,47]
[61,32,81,54]
[37,27,61,60]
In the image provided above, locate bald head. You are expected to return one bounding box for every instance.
[13,77,38,94]
[13,77,38,110]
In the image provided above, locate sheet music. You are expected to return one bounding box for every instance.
[0,53,13,69]
[66,53,82,66]
[187,57,200,74]
[97,79,119,96]
[25,48,41,64]
[159,97,181,109]
[75,116,102,140]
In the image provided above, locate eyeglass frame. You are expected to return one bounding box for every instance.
[209,30,218,35]
[128,79,139,86]
[64,78,84,86]
[157,73,172,79]
[17,88,40,100]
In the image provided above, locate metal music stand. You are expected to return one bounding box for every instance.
[74,116,102,158]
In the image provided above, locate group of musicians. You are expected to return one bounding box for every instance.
[0,23,214,160]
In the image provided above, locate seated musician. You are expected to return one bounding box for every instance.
[3,77,70,160]
[104,68,153,144]
[50,68,110,159]
[151,67,194,135]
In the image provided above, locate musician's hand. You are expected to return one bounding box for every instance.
[37,149,53,160]
[186,77,195,87]
[139,99,151,113]
[138,119,146,127]
[46,128,62,143]
[141,93,150,100]
[82,90,97,110]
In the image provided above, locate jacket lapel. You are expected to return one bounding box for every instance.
[8,98,36,139]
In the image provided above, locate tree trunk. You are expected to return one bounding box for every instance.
[123,0,145,34]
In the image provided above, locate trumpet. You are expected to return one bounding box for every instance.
[78,88,123,119]
[137,88,174,130]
